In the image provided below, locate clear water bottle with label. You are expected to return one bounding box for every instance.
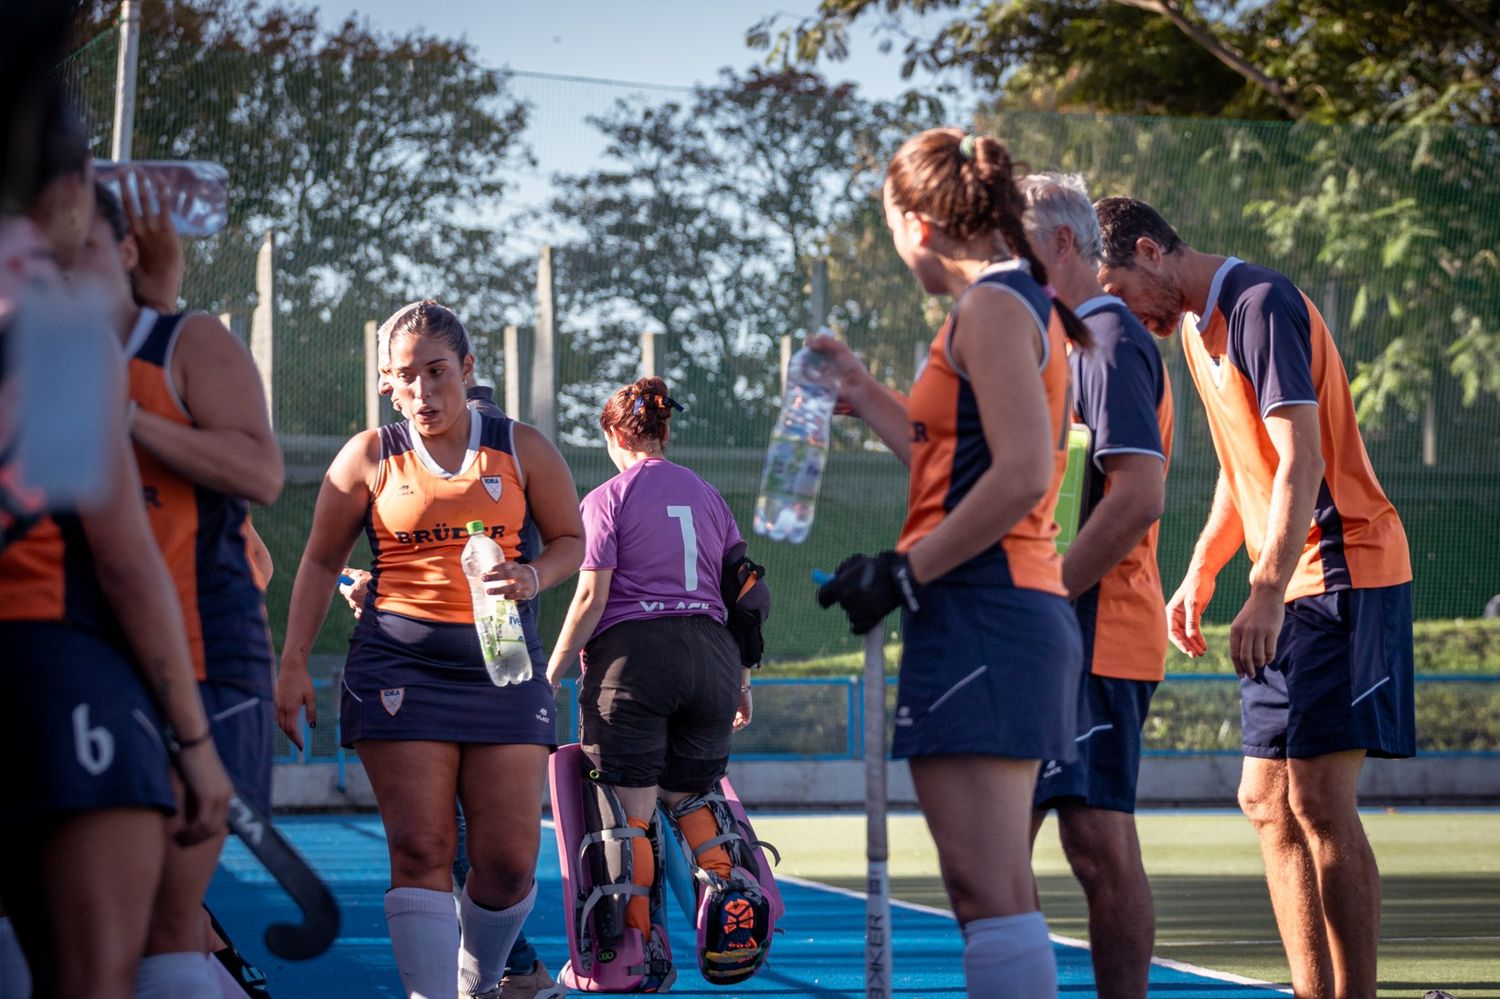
[753,342,843,544]
[95,160,230,237]
[460,520,531,685]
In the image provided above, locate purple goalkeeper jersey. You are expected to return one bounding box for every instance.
[580,457,743,637]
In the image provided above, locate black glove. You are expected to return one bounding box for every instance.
[816,550,921,635]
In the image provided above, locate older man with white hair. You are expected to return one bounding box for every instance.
[1019,173,1172,999]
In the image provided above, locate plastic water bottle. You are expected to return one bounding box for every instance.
[95,160,230,237]
[460,520,531,685]
[753,343,843,543]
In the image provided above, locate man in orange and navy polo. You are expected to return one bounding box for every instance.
[1095,196,1413,999]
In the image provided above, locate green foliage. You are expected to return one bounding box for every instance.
[753,1,1500,431]
[67,1,534,430]
[549,68,931,445]
[770,618,1500,676]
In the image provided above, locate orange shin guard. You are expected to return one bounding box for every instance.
[675,805,733,880]
[627,817,653,937]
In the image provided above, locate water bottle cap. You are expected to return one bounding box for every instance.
[466,520,485,535]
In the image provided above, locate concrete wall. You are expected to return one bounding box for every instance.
[272,755,1500,811]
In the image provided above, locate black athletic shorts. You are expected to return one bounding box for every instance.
[578,615,740,792]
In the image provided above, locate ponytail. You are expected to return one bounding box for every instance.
[887,127,1093,350]
[600,376,683,446]
[994,210,1094,350]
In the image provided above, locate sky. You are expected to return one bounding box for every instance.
[314,0,956,101]
[310,2,970,249]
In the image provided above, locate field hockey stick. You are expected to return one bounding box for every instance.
[863,626,892,998]
[227,794,341,959]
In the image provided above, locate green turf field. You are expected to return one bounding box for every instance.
[755,810,1500,998]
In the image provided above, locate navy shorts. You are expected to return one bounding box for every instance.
[892,576,1083,762]
[0,622,176,825]
[1242,582,1415,760]
[201,681,274,814]
[341,601,557,747]
[1035,674,1157,813]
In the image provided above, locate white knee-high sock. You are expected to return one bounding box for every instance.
[457,880,536,994]
[0,917,31,999]
[961,912,1057,999]
[385,886,460,999]
[136,952,220,998]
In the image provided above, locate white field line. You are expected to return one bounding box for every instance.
[777,872,1293,994]
[1154,935,1500,947]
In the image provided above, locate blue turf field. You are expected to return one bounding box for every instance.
[209,815,1288,997]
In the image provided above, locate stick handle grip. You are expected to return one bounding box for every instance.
[863,627,892,997]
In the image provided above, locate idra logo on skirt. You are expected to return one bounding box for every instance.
[381,687,405,716]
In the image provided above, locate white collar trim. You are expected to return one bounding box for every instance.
[124,307,158,358]
[1075,294,1125,319]
[1190,257,1243,336]
[408,407,481,479]
[977,257,1030,279]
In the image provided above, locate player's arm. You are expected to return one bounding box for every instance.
[546,568,614,686]
[1229,404,1324,676]
[1061,332,1167,598]
[485,423,585,602]
[1168,470,1244,657]
[80,425,231,844]
[1062,453,1164,598]
[906,287,1053,584]
[275,432,377,748]
[1222,284,1324,675]
[130,313,284,507]
[806,331,913,466]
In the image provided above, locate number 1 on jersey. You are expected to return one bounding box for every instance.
[667,505,699,591]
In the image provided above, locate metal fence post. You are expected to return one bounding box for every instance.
[532,247,557,440]
[809,258,829,331]
[504,324,523,420]
[250,232,275,428]
[364,319,381,430]
[641,330,659,379]
[110,0,141,162]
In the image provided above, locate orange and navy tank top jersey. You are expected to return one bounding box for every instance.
[126,310,272,689]
[898,261,1071,595]
[1072,296,1174,681]
[0,498,121,641]
[1182,259,1411,601]
[366,408,530,623]
[0,354,120,640]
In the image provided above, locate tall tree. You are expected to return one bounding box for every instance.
[549,68,930,446]
[67,1,533,434]
[751,1,1500,448]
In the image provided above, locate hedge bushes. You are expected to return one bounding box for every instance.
[770,618,1500,677]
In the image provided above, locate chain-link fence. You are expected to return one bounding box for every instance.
[60,31,1500,674]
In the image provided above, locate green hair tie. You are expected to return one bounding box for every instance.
[959,134,978,161]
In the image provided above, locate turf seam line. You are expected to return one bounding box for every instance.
[778,873,1294,995]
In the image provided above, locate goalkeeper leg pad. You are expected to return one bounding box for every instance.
[550,744,674,993]
[665,776,784,986]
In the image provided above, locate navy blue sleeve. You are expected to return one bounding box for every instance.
[1073,313,1165,472]
[1228,281,1318,418]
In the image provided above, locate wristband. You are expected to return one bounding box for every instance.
[524,563,541,599]
[173,729,213,751]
